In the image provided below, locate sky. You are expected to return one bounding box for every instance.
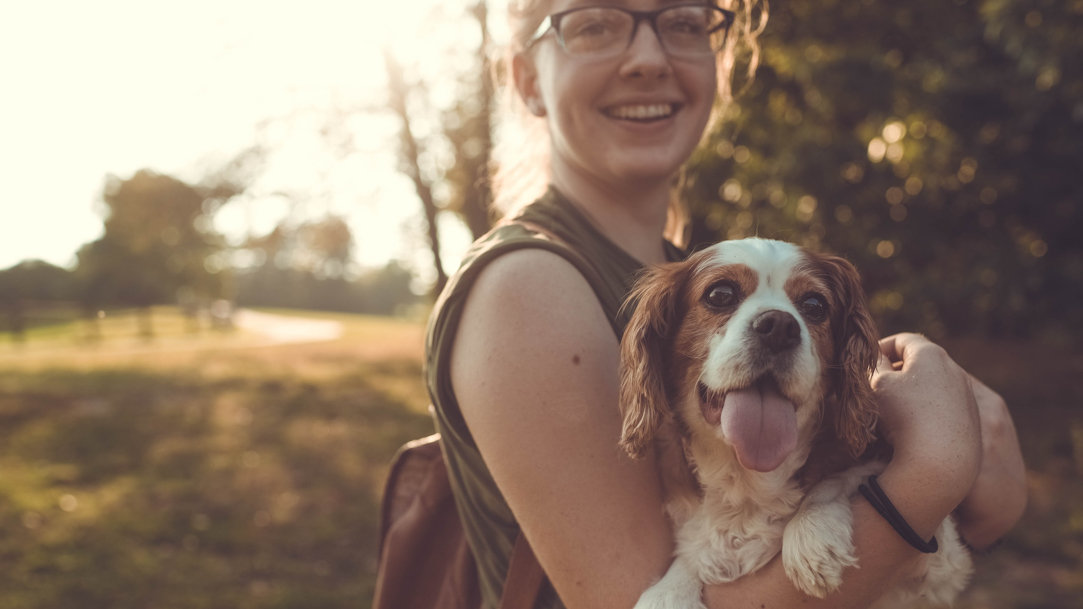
[0,0,492,279]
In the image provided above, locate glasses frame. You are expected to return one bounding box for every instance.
[527,3,736,58]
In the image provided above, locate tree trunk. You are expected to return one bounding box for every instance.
[460,0,495,239]
[384,50,449,296]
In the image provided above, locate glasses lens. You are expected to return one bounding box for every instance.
[553,5,729,58]
[557,8,633,56]
[657,5,726,55]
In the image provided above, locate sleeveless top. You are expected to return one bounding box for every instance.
[424,186,684,609]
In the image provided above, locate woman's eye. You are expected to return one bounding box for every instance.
[662,16,707,36]
[563,12,622,40]
[798,294,828,322]
[704,282,739,309]
[572,21,608,37]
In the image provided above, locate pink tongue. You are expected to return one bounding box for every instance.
[720,384,798,472]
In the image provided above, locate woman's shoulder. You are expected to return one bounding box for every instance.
[463,246,609,327]
[437,215,615,323]
[426,237,614,387]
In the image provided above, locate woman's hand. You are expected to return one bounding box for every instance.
[873,333,983,506]
[872,333,1026,548]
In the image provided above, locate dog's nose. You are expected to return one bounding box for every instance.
[752,310,801,352]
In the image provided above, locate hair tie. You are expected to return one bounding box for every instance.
[858,475,939,554]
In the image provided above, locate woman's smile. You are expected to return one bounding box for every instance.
[602,102,679,121]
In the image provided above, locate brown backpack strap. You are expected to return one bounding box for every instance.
[500,533,545,609]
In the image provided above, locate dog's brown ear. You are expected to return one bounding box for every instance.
[618,261,690,459]
[817,253,880,457]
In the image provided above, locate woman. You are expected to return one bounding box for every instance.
[424,1,1027,607]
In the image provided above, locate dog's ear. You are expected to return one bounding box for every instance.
[817,253,880,457]
[618,260,690,459]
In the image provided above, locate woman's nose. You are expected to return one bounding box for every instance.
[619,22,671,78]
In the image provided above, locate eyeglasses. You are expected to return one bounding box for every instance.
[527,3,735,59]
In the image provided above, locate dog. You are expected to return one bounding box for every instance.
[619,238,972,608]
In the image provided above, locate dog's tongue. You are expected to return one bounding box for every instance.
[720,384,798,472]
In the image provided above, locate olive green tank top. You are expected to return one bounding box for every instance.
[424,186,683,609]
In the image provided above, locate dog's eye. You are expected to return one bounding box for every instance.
[798,293,828,322]
[704,281,740,309]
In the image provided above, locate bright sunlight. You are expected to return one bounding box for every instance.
[0,0,492,273]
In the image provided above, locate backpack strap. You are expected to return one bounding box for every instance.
[375,431,545,609]
[500,533,546,609]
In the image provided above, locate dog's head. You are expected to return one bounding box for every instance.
[619,238,879,474]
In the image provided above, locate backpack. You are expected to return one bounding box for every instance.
[375,219,594,609]
[372,433,545,609]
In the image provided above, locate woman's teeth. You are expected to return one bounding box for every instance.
[605,104,675,121]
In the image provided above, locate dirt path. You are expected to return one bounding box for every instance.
[232,310,344,345]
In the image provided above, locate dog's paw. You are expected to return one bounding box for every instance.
[909,518,974,607]
[633,557,707,609]
[782,501,858,598]
[634,582,706,609]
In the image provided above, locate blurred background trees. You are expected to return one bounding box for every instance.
[232,215,417,315]
[75,170,228,317]
[0,261,75,340]
[372,0,1080,343]
[2,0,1078,343]
[682,0,1081,342]
[383,0,496,294]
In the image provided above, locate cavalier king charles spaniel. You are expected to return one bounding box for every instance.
[620,238,972,609]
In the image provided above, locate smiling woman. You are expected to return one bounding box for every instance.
[0,0,480,274]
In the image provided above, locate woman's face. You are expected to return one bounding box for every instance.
[516,0,719,190]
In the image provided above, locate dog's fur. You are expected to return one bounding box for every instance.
[619,238,971,608]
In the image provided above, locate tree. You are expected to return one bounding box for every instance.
[683,0,1081,341]
[295,215,355,278]
[355,261,419,316]
[383,1,496,296]
[232,219,418,315]
[238,214,354,278]
[440,0,497,240]
[0,260,75,340]
[75,169,231,335]
[384,49,449,294]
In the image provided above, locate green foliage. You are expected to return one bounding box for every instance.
[75,169,228,310]
[685,0,1082,340]
[0,260,75,303]
[233,216,419,315]
[0,261,77,337]
[234,261,418,316]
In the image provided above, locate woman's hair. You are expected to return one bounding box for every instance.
[489,0,767,246]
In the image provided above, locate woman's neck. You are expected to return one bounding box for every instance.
[550,164,673,265]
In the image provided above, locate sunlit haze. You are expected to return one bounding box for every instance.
[0,0,507,281]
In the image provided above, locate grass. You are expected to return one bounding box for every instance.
[0,311,1078,608]
[0,308,434,609]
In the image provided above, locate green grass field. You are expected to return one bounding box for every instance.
[0,308,435,608]
[0,309,1078,608]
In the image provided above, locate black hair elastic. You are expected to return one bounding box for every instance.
[858,475,939,554]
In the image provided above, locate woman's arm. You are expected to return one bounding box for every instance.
[452,249,673,609]
[874,335,1026,549]
[954,372,1027,548]
[704,333,987,608]
[452,252,986,609]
